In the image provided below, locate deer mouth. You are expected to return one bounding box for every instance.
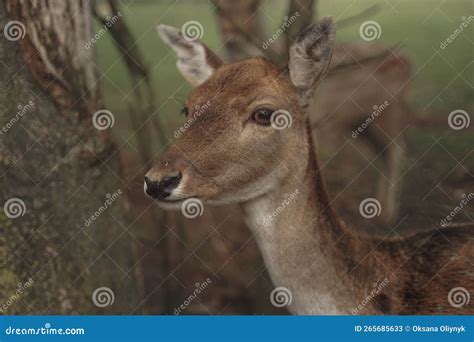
[154,196,200,211]
[156,197,190,204]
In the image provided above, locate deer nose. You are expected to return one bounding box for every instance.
[144,173,182,199]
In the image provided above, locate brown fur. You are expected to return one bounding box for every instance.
[150,19,473,314]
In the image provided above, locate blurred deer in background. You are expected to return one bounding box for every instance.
[312,43,412,224]
[145,18,473,314]
[212,0,412,224]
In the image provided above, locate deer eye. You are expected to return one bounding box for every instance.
[180,107,188,116]
[251,108,274,126]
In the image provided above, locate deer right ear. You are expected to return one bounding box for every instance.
[288,17,336,105]
[158,25,223,87]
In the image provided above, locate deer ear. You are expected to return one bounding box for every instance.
[157,25,223,87]
[288,17,336,104]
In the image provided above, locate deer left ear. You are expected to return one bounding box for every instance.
[158,25,223,87]
[288,17,336,105]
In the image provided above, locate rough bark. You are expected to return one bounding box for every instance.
[0,0,140,313]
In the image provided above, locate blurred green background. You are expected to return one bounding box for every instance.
[96,0,473,146]
[91,0,473,313]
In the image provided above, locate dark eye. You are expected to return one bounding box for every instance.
[251,108,274,126]
[180,107,188,116]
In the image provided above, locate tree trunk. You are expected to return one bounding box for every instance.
[211,0,270,62]
[212,0,316,64]
[0,0,140,313]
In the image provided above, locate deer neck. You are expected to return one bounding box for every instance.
[241,126,358,314]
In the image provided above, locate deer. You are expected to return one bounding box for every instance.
[312,42,412,225]
[212,0,412,225]
[145,17,473,314]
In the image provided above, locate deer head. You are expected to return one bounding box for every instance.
[144,18,336,209]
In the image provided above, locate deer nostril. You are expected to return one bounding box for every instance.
[144,173,182,200]
[159,173,182,191]
[144,176,161,198]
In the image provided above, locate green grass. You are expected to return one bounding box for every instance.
[95,0,473,140]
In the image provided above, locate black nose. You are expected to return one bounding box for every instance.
[144,173,182,199]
